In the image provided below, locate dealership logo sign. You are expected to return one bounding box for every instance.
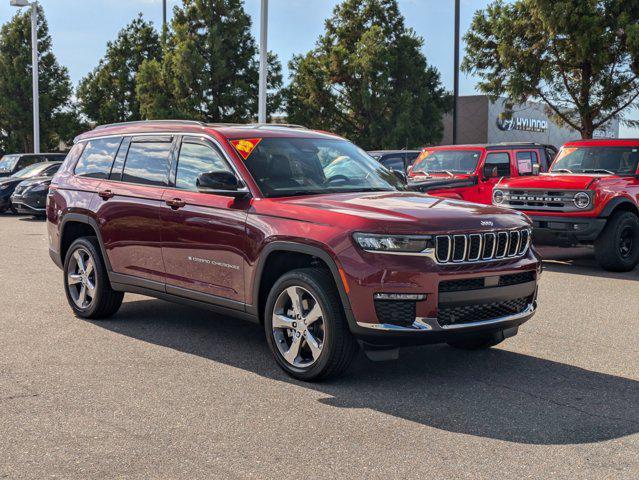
[496,114,548,133]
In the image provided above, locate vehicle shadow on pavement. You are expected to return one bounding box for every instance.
[92,298,639,446]
[538,246,639,280]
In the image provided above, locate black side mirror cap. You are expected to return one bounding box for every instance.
[196,171,251,198]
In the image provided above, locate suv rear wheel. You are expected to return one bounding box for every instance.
[63,237,124,319]
[264,268,358,381]
[594,211,639,272]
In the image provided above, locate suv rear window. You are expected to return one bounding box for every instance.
[74,138,123,179]
[121,138,172,186]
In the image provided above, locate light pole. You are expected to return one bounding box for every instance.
[11,0,40,153]
[258,0,268,124]
[452,0,460,145]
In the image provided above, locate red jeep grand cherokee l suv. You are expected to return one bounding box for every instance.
[494,139,639,272]
[47,121,541,381]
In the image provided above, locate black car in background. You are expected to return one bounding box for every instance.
[0,153,66,178]
[0,162,62,214]
[368,150,422,174]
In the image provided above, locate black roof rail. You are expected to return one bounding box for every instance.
[94,120,207,130]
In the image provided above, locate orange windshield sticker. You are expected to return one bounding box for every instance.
[555,147,577,162]
[416,150,432,162]
[231,138,262,160]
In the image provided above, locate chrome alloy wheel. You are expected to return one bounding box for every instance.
[272,286,325,368]
[67,248,96,309]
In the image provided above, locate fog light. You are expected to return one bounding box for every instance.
[373,293,427,301]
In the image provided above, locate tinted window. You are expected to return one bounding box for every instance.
[515,151,536,175]
[176,140,232,191]
[0,155,19,173]
[551,146,639,174]
[380,156,405,172]
[16,155,39,170]
[239,137,403,197]
[122,140,171,186]
[42,163,62,176]
[484,152,510,177]
[75,138,122,179]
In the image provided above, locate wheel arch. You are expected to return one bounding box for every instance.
[59,213,112,271]
[249,242,354,327]
[600,197,639,219]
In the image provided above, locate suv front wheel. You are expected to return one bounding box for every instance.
[264,268,358,381]
[63,237,124,319]
[594,211,639,272]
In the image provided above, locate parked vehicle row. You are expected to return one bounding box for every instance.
[45,121,540,381]
[0,161,62,215]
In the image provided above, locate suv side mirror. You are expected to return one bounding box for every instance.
[196,171,250,198]
[483,166,499,179]
[392,169,407,184]
[532,164,541,175]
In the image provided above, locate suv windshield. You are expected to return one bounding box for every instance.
[550,146,639,175]
[0,155,19,173]
[237,137,404,197]
[412,150,481,175]
[12,162,54,179]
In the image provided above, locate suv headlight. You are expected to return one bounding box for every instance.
[573,191,591,209]
[353,233,434,253]
[493,189,505,204]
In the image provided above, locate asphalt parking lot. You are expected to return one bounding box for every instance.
[1,213,638,480]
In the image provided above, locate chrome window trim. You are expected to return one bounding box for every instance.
[75,131,252,196]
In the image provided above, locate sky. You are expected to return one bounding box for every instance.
[0,0,637,136]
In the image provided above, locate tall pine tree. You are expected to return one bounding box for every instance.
[137,0,282,122]
[77,14,162,125]
[284,0,450,149]
[0,6,80,154]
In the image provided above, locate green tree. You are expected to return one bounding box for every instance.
[463,0,639,139]
[77,14,162,125]
[284,0,449,149]
[137,0,282,122]
[0,6,79,154]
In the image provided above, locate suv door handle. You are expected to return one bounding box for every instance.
[98,189,114,200]
[165,198,186,210]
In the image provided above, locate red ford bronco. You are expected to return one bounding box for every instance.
[407,143,557,204]
[494,139,639,272]
[47,121,541,381]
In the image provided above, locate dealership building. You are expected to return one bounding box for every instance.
[441,95,620,147]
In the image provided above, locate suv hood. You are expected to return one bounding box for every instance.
[17,176,52,187]
[498,173,605,190]
[259,191,530,234]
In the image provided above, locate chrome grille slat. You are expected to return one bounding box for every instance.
[434,229,531,265]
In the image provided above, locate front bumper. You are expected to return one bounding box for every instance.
[11,191,47,215]
[339,243,540,346]
[530,215,606,246]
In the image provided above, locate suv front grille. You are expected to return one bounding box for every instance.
[438,271,536,293]
[438,297,530,326]
[435,229,531,264]
[500,189,587,212]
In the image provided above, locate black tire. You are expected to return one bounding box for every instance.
[447,330,508,350]
[594,211,639,272]
[63,236,124,319]
[264,268,358,381]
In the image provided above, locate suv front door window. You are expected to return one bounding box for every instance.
[160,136,248,302]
